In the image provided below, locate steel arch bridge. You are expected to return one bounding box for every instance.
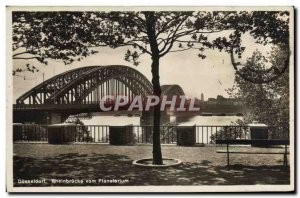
[161,85,185,97]
[15,65,185,106]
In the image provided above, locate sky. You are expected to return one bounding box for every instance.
[12,33,271,103]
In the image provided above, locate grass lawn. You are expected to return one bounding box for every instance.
[13,143,290,186]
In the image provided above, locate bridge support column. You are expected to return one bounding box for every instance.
[46,112,70,124]
[140,111,170,125]
[48,113,62,124]
[140,111,172,143]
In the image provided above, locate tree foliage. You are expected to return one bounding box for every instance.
[227,46,289,135]
[12,12,99,75]
[13,11,290,82]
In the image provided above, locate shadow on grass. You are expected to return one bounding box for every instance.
[14,153,290,186]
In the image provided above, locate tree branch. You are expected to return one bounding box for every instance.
[13,51,34,57]
[118,41,152,55]
[156,13,189,37]
[158,16,190,56]
[230,46,289,84]
[13,57,40,60]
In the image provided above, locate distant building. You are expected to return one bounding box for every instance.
[201,93,204,101]
[207,98,217,105]
[206,95,242,106]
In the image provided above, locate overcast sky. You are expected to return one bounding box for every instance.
[12,32,271,102]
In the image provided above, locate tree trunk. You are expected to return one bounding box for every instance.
[144,12,163,165]
[151,55,163,165]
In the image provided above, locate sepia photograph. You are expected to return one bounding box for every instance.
[6,6,295,192]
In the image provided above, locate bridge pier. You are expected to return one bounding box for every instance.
[140,111,171,126]
[47,113,70,124]
[139,111,172,142]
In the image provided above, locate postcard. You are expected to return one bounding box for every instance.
[6,6,295,192]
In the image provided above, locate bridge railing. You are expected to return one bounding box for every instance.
[13,124,289,144]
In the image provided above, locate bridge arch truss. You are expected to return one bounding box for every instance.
[16,65,186,106]
[16,65,153,105]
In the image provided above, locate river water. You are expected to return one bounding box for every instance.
[80,112,242,126]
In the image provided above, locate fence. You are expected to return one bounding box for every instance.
[13,124,289,144]
[13,124,109,143]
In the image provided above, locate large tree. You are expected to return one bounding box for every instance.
[227,45,289,138]
[12,10,290,164]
